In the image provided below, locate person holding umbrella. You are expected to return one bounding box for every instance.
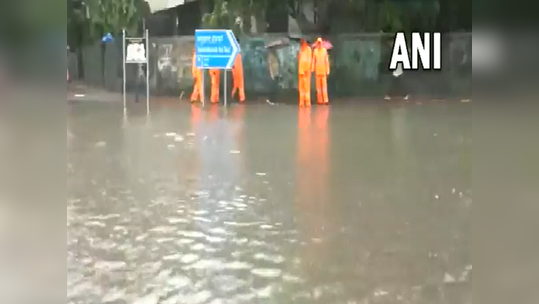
[265,36,303,103]
[298,38,312,107]
[312,37,331,104]
[266,48,280,103]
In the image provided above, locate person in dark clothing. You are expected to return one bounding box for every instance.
[385,62,409,100]
[134,63,147,103]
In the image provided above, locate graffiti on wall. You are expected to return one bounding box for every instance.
[151,35,303,95]
[240,38,272,93]
[157,44,175,74]
[449,34,472,75]
[240,37,300,93]
[153,38,195,95]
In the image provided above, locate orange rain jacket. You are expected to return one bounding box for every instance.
[191,51,203,102]
[231,53,245,102]
[298,43,313,106]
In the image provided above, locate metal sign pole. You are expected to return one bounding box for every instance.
[224,69,227,106]
[145,29,150,116]
[122,29,126,114]
[201,72,205,107]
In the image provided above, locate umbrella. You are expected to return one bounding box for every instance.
[312,39,333,50]
[101,33,114,43]
[265,37,291,49]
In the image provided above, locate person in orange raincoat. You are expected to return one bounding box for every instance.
[231,52,246,102]
[298,39,312,107]
[312,37,330,104]
[209,69,220,103]
[190,48,203,103]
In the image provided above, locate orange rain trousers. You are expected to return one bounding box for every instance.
[231,53,246,102]
[190,53,203,102]
[298,45,312,106]
[209,69,220,103]
[312,46,330,104]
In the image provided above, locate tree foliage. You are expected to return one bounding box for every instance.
[85,0,147,36]
[0,0,66,44]
[199,0,468,35]
[200,0,270,36]
[68,0,149,48]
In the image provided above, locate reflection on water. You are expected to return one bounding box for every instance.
[294,107,335,302]
[67,102,471,303]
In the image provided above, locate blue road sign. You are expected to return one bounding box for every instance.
[195,29,240,69]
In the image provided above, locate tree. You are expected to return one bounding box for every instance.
[200,0,274,35]
[197,0,458,35]
[291,0,440,34]
[0,0,66,44]
[68,0,149,48]
[85,0,149,38]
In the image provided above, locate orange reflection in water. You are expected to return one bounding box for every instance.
[295,106,331,277]
[208,104,220,123]
[190,104,203,126]
[230,105,246,143]
[181,104,203,198]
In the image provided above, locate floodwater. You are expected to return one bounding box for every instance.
[67,101,471,304]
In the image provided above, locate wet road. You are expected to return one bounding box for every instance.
[67,101,471,304]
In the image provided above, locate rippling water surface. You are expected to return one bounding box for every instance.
[67,102,471,303]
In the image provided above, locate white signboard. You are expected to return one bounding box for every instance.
[122,29,150,115]
[126,42,147,63]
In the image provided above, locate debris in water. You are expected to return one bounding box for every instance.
[444,273,456,284]
[230,150,241,154]
[132,293,159,304]
[95,141,107,147]
[167,144,175,149]
[74,94,85,98]
[256,172,267,176]
[461,99,471,103]
[459,265,472,282]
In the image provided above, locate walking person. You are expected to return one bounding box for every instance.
[384,62,409,100]
[134,63,146,103]
[231,51,246,102]
[190,48,203,103]
[298,39,312,107]
[312,38,330,104]
[266,48,280,104]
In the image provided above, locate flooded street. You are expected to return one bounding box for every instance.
[67,101,471,303]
